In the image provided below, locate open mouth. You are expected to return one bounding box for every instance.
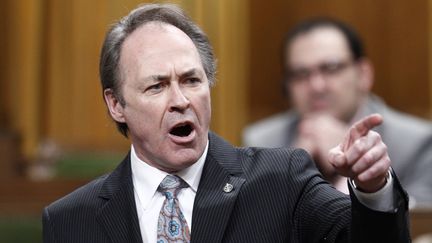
[169,124,193,137]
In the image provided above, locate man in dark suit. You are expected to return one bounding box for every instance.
[43,3,410,243]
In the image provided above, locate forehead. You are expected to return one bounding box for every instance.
[119,22,202,77]
[287,27,351,67]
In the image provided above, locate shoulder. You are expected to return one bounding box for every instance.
[45,174,109,216]
[210,132,317,177]
[240,145,307,162]
[235,146,327,214]
[381,105,432,142]
[242,111,298,147]
[45,153,131,216]
[42,174,115,242]
[367,96,432,139]
[238,146,318,181]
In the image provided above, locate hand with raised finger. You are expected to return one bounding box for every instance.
[328,114,390,192]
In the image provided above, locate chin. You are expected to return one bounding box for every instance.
[168,149,202,169]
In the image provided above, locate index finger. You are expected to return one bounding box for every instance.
[342,113,383,151]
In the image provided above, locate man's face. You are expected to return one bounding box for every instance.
[105,22,211,172]
[286,27,371,122]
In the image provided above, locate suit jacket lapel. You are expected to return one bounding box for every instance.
[191,132,246,242]
[96,153,143,243]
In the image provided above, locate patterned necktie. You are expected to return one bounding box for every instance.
[157,175,190,243]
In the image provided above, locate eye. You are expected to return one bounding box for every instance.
[145,82,164,93]
[320,60,352,75]
[321,62,343,74]
[288,69,310,82]
[184,77,201,86]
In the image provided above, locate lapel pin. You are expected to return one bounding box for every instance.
[223,183,233,193]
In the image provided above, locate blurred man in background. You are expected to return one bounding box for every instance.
[243,17,432,206]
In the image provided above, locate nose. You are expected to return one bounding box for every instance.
[308,72,327,92]
[168,83,190,112]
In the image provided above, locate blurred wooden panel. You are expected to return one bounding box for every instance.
[200,0,250,145]
[0,179,89,215]
[0,133,22,178]
[429,0,432,118]
[249,0,431,122]
[411,207,432,239]
[3,0,45,158]
[44,0,125,151]
[0,1,9,127]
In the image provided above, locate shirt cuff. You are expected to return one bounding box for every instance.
[349,171,395,212]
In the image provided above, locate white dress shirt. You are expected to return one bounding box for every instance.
[131,141,208,243]
[131,140,394,242]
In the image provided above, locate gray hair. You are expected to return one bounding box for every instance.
[99,3,216,137]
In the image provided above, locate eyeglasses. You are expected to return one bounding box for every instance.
[286,59,356,83]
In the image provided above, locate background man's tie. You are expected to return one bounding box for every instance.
[157,175,191,243]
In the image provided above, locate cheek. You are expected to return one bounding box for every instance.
[195,91,212,123]
[127,99,164,126]
[335,72,360,91]
[332,79,359,100]
[201,94,212,117]
[290,85,308,104]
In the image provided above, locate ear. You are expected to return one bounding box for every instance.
[104,89,126,123]
[357,58,374,92]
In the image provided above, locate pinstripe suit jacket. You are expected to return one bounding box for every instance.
[43,132,410,243]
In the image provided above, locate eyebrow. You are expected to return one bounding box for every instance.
[179,68,202,79]
[143,68,203,82]
[144,74,169,83]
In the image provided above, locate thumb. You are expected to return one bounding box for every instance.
[328,144,346,167]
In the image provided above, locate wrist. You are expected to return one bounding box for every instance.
[352,170,390,193]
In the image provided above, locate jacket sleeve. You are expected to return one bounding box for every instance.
[291,149,411,243]
[349,169,411,243]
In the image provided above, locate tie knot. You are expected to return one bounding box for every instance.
[158,175,188,197]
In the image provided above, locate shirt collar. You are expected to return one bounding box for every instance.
[131,140,209,209]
